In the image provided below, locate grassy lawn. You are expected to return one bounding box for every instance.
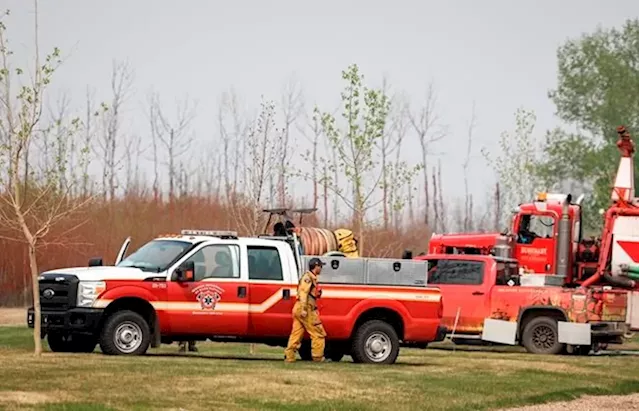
[0,327,637,411]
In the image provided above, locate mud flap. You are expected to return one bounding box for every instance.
[558,321,591,345]
[627,291,640,331]
[481,319,517,345]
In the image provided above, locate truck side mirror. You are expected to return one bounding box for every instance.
[173,261,195,282]
[88,257,103,267]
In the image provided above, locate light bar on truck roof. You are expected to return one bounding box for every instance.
[180,229,238,238]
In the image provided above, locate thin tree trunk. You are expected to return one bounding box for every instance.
[432,167,439,233]
[28,242,42,356]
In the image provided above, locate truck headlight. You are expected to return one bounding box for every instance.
[77,281,106,308]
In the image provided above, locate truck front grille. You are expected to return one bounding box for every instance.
[38,274,79,311]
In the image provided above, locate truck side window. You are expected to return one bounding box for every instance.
[185,245,240,281]
[248,246,283,281]
[428,259,484,285]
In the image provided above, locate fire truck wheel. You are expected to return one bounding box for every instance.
[522,317,563,355]
[47,333,97,353]
[99,310,151,355]
[351,320,399,364]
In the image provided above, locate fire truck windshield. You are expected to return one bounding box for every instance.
[117,239,192,272]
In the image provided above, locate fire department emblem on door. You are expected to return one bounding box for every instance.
[192,284,224,310]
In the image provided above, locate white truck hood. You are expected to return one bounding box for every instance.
[42,266,159,282]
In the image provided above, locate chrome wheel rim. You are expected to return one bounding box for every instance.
[114,321,142,353]
[364,332,391,362]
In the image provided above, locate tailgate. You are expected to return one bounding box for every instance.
[592,288,628,322]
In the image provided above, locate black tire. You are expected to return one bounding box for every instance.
[350,320,399,364]
[571,345,591,356]
[522,317,563,355]
[47,333,96,353]
[328,351,344,362]
[99,310,151,355]
[299,340,312,361]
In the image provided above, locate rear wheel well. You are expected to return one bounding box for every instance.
[518,308,567,340]
[101,298,158,340]
[352,308,404,341]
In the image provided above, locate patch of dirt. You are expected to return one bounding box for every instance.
[0,308,26,326]
[501,393,639,411]
[0,391,60,405]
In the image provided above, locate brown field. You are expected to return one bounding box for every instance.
[0,308,25,325]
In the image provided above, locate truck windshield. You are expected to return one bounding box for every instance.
[117,240,192,272]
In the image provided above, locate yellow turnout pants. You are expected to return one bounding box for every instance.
[284,302,326,362]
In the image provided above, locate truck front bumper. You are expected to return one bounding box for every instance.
[27,307,103,337]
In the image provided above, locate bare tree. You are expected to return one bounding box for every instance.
[122,133,145,197]
[148,92,196,203]
[406,83,447,228]
[0,4,93,355]
[232,98,283,235]
[377,76,394,230]
[95,60,133,200]
[298,106,322,211]
[278,74,304,206]
[462,101,477,231]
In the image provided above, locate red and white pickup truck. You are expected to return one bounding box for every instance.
[28,229,445,364]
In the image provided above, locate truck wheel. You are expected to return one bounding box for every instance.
[47,333,74,352]
[351,320,399,364]
[328,352,344,362]
[522,317,563,355]
[299,341,312,361]
[48,333,96,353]
[99,310,151,355]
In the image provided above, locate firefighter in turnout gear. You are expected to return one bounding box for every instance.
[284,258,327,362]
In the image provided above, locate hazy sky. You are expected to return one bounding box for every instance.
[3,0,638,214]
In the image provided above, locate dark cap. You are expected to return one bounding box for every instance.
[308,257,325,270]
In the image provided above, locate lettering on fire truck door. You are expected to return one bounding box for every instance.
[514,213,557,274]
[166,244,249,335]
[246,245,295,336]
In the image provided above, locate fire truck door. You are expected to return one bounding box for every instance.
[428,259,489,334]
[514,213,556,274]
[166,244,249,336]
[246,245,295,337]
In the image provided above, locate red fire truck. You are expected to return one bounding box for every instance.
[422,126,639,352]
[27,230,444,364]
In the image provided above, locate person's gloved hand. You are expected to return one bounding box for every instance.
[317,288,323,298]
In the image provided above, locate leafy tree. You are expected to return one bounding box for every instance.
[0,4,94,355]
[317,64,390,254]
[535,18,639,233]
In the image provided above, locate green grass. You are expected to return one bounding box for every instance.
[0,326,637,411]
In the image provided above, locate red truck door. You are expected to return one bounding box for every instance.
[427,258,490,334]
[513,213,557,274]
[165,243,249,336]
[246,245,296,337]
